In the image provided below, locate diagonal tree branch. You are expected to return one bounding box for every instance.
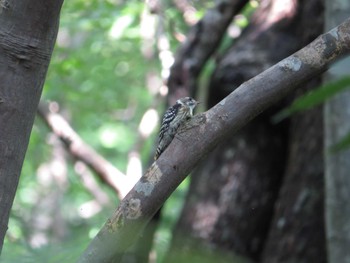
[37,101,134,200]
[77,17,350,263]
[167,0,248,102]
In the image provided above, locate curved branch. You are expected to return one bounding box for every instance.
[78,17,350,263]
[167,0,248,102]
[37,101,134,199]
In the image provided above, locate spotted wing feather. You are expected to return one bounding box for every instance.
[155,103,182,159]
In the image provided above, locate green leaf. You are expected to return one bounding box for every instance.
[272,76,350,123]
[329,131,350,153]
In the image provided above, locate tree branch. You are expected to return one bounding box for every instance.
[37,101,134,200]
[167,0,248,102]
[77,17,350,263]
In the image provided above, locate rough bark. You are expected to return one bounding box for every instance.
[166,117,287,262]
[0,0,64,253]
[324,1,350,262]
[77,18,350,262]
[261,1,327,262]
[261,94,326,263]
[167,0,325,262]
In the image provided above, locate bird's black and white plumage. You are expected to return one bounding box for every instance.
[155,97,198,160]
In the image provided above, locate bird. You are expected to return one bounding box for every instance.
[154,97,199,160]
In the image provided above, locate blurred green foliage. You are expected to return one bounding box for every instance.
[330,132,350,153]
[2,0,196,262]
[272,76,350,153]
[273,76,350,123]
[2,0,257,262]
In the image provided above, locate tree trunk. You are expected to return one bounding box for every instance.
[261,1,326,261]
[166,0,326,262]
[261,87,326,263]
[167,0,248,104]
[0,0,63,252]
[324,0,350,262]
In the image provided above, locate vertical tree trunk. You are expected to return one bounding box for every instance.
[166,0,326,262]
[166,0,298,261]
[0,0,63,252]
[261,95,326,263]
[324,1,350,262]
[258,1,326,262]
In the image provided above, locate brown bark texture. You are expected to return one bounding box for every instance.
[167,0,327,262]
[0,0,63,253]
